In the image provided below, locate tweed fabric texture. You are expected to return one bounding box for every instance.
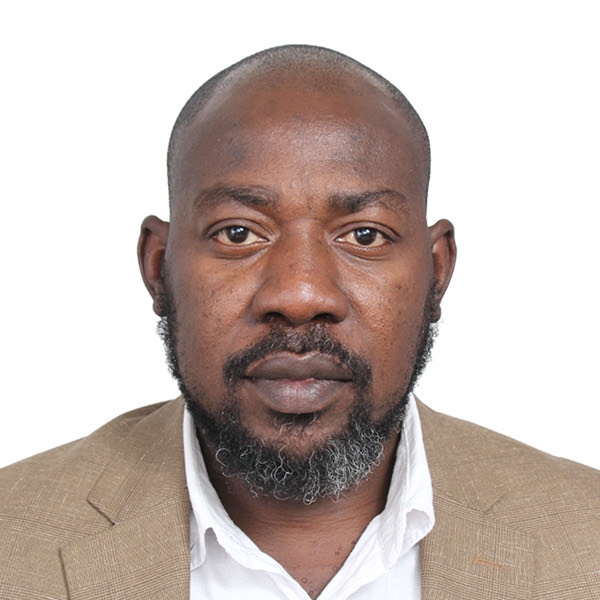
[1,398,599,599]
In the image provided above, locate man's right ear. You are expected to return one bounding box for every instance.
[138,216,170,316]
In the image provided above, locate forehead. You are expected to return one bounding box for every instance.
[170,68,428,217]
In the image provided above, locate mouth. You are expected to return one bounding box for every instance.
[244,352,354,414]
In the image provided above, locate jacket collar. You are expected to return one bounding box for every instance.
[60,398,536,600]
[60,398,190,600]
[418,400,536,600]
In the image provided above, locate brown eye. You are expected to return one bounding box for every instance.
[213,225,265,246]
[337,227,388,248]
[354,228,378,246]
[226,226,249,243]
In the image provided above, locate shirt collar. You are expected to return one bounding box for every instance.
[183,394,434,571]
[183,408,251,569]
[376,394,435,566]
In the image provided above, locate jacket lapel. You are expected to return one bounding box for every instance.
[60,399,190,600]
[58,396,538,599]
[418,401,536,600]
[420,494,536,600]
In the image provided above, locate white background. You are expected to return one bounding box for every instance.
[1,0,598,469]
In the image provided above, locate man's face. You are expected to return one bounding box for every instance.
[142,72,454,499]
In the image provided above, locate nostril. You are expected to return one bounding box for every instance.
[314,313,338,324]
[264,312,288,325]
[264,311,339,326]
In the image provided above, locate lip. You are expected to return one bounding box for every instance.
[245,353,352,381]
[244,353,353,414]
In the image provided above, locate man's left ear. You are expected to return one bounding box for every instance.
[428,219,457,322]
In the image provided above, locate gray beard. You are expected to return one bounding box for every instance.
[184,387,408,504]
[157,277,437,504]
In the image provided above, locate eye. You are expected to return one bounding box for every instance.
[213,225,265,246]
[336,227,388,248]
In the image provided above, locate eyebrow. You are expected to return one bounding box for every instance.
[328,189,409,213]
[194,185,278,210]
[193,185,408,213]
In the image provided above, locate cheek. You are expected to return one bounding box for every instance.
[347,266,431,393]
[171,267,253,388]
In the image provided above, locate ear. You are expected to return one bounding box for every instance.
[428,219,457,322]
[138,215,170,316]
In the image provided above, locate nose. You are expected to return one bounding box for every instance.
[251,232,349,326]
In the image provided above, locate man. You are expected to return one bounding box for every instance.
[1,45,598,600]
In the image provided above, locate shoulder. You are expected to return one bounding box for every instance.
[0,401,170,503]
[418,400,600,593]
[418,399,600,509]
[0,400,181,598]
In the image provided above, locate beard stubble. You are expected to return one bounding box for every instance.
[157,273,437,504]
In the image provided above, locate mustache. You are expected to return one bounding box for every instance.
[223,324,373,392]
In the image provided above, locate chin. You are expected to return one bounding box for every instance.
[183,389,407,504]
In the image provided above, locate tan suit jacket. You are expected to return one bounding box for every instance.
[1,398,598,599]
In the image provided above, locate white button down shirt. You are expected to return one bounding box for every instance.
[184,394,434,600]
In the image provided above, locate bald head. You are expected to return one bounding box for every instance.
[167,45,431,211]
[139,49,457,497]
